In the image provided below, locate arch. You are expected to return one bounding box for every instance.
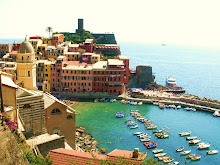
[51,108,61,115]
[67,115,73,120]
[23,104,31,109]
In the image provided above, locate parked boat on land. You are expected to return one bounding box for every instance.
[176,147,184,152]
[181,150,191,155]
[179,131,191,136]
[152,149,164,154]
[198,142,210,149]
[207,150,218,155]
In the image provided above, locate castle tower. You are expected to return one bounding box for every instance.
[76,18,84,33]
[16,38,38,90]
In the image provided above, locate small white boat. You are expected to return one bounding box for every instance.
[138,102,143,105]
[179,131,191,136]
[189,139,201,144]
[152,149,164,154]
[159,103,165,109]
[181,150,191,155]
[213,111,220,117]
[121,100,126,104]
[168,162,179,165]
[185,107,193,111]
[198,142,210,149]
[207,150,218,155]
[154,153,166,157]
[192,108,196,111]
[186,154,195,159]
[172,104,176,109]
[140,138,150,142]
[176,105,181,109]
[133,132,142,135]
[137,133,147,137]
[94,99,99,102]
[163,158,174,163]
[133,102,137,105]
[176,147,184,152]
[191,155,201,161]
[129,125,138,129]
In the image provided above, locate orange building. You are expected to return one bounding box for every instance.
[52,34,64,46]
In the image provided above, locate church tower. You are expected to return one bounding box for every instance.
[16,37,37,90]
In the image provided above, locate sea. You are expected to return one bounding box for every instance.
[1,39,220,164]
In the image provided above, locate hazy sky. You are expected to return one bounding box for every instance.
[1,0,220,46]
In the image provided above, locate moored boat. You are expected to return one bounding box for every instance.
[189,139,201,145]
[159,103,165,109]
[186,154,195,159]
[168,161,179,165]
[140,138,150,142]
[147,143,158,149]
[181,150,191,155]
[157,134,169,139]
[186,136,198,140]
[146,125,158,130]
[163,158,174,163]
[94,99,99,102]
[198,142,210,149]
[153,130,163,133]
[115,112,124,118]
[179,131,191,136]
[191,155,201,161]
[133,132,142,135]
[137,133,147,137]
[176,105,181,109]
[158,156,170,161]
[152,149,164,154]
[129,125,138,129]
[207,150,218,155]
[176,147,184,152]
[154,153,166,157]
[138,102,143,105]
[213,111,220,117]
[133,102,137,105]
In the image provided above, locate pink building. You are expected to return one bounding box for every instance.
[84,39,94,53]
[68,44,79,52]
[118,55,130,84]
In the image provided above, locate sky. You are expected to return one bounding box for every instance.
[1,0,220,46]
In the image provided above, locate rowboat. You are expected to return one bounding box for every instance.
[186,136,198,140]
[179,131,191,136]
[152,149,163,154]
[176,147,184,152]
[181,150,191,155]
[133,132,142,135]
[207,150,218,155]
[163,158,174,163]
[154,153,166,157]
[158,156,170,161]
[198,142,210,149]
[191,155,201,161]
[186,154,195,159]
[189,139,201,145]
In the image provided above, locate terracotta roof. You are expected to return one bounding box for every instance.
[48,148,147,165]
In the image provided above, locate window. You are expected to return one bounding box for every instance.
[51,108,61,115]
[67,115,73,119]
[23,104,31,109]
[28,71,30,77]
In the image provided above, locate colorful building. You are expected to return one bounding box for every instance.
[0,43,12,57]
[52,34,64,46]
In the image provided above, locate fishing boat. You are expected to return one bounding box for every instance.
[152,149,164,154]
[147,143,158,149]
[159,103,165,109]
[154,153,166,157]
[186,154,195,159]
[198,142,210,149]
[158,156,170,161]
[186,136,198,140]
[133,132,142,135]
[163,158,174,163]
[191,155,201,161]
[138,102,143,105]
[189,139,201,144]
[143,142,154,147]
[181,150,191,155]
[179,131,191,136]
[146,125,158,130]
[176,147,184,152]
[129,125,138,129]
[207,150,218,155]
[140,138,150,142]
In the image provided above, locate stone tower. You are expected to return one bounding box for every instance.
[16,38,38,91]
[76,18,84,33]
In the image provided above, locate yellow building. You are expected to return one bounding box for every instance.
[29,39,43,52]
[16,38,38,91]
[43,38,52,45]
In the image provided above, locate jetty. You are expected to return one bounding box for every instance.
[119,90,220,113]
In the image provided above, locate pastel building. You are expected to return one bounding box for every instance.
[29,39,43,52]
[52,34,64,46]
[0,43,12,57]
[12,42,22,51]
[118,55,130,84]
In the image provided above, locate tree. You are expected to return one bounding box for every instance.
[46,27,53,38]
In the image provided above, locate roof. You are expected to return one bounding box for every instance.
[53,34,63,37]
[69,44,79,47]
[19,40,34,54]
[92,61,107,70]
[64,52,80,55]
[1,74,17,88]
[29,39,42,42]
[118,55,129,60]
[85,39,94,44]
[62,61,92,71]
[48,148,146,165]
[82,53,94,56]
[138,64,151,67]
[108,59,124,66]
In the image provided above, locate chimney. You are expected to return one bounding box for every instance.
[132,148,139,158]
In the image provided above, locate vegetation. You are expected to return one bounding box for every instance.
[46,27,53,38]
[23,150,52,165]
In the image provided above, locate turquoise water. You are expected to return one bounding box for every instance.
[76,101,220,165]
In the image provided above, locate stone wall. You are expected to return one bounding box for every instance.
[0,125,29,165]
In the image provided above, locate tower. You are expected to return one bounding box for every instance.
[76,18,84,33]
[16,38,38,90]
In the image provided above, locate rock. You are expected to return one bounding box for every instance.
[100,148,107,154]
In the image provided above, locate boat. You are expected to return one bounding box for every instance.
[166,77,177,87]
[133,132,142,135]
[191,155,201,161]
[179,131,191,136]
[213,111,220,117]
[143,142,154,147]
[139,134,151,139]
[138,102,143,105]
[153,130,163,133]
[176,105,181,109]
[172,104,176,109]
[181,150,191,155]
[168,162,179,165]
[147,143,158,149]
[152,149,163,154]
[94,99,99,102]
[163,158,174,163]
[137,133,147,137]
[130,101,134,105]
[159,103,165,109]
[130,110,139,113]
[146,125,157,130]
[168,104,172,108]
[176,147,184,152]
[192,108,196,111]
[189,139,201,144]
[158,156,170,161]
[154,153,166,157]
[157,134,169,139]
[127,122,136,126]
[115,112,124,118]
[100,98,105,102]
[140,138,150,142]
[207,150,218,155]
[186,136,198,140]
[186,154,195,159]
[104,99,109,102]
[121,100,126,104]
[185,107,193,111]
[129,125,138,129]
[133,102,137,105]
[124,120,132,123]
[110,98,114,102]
[198,142,210,149]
